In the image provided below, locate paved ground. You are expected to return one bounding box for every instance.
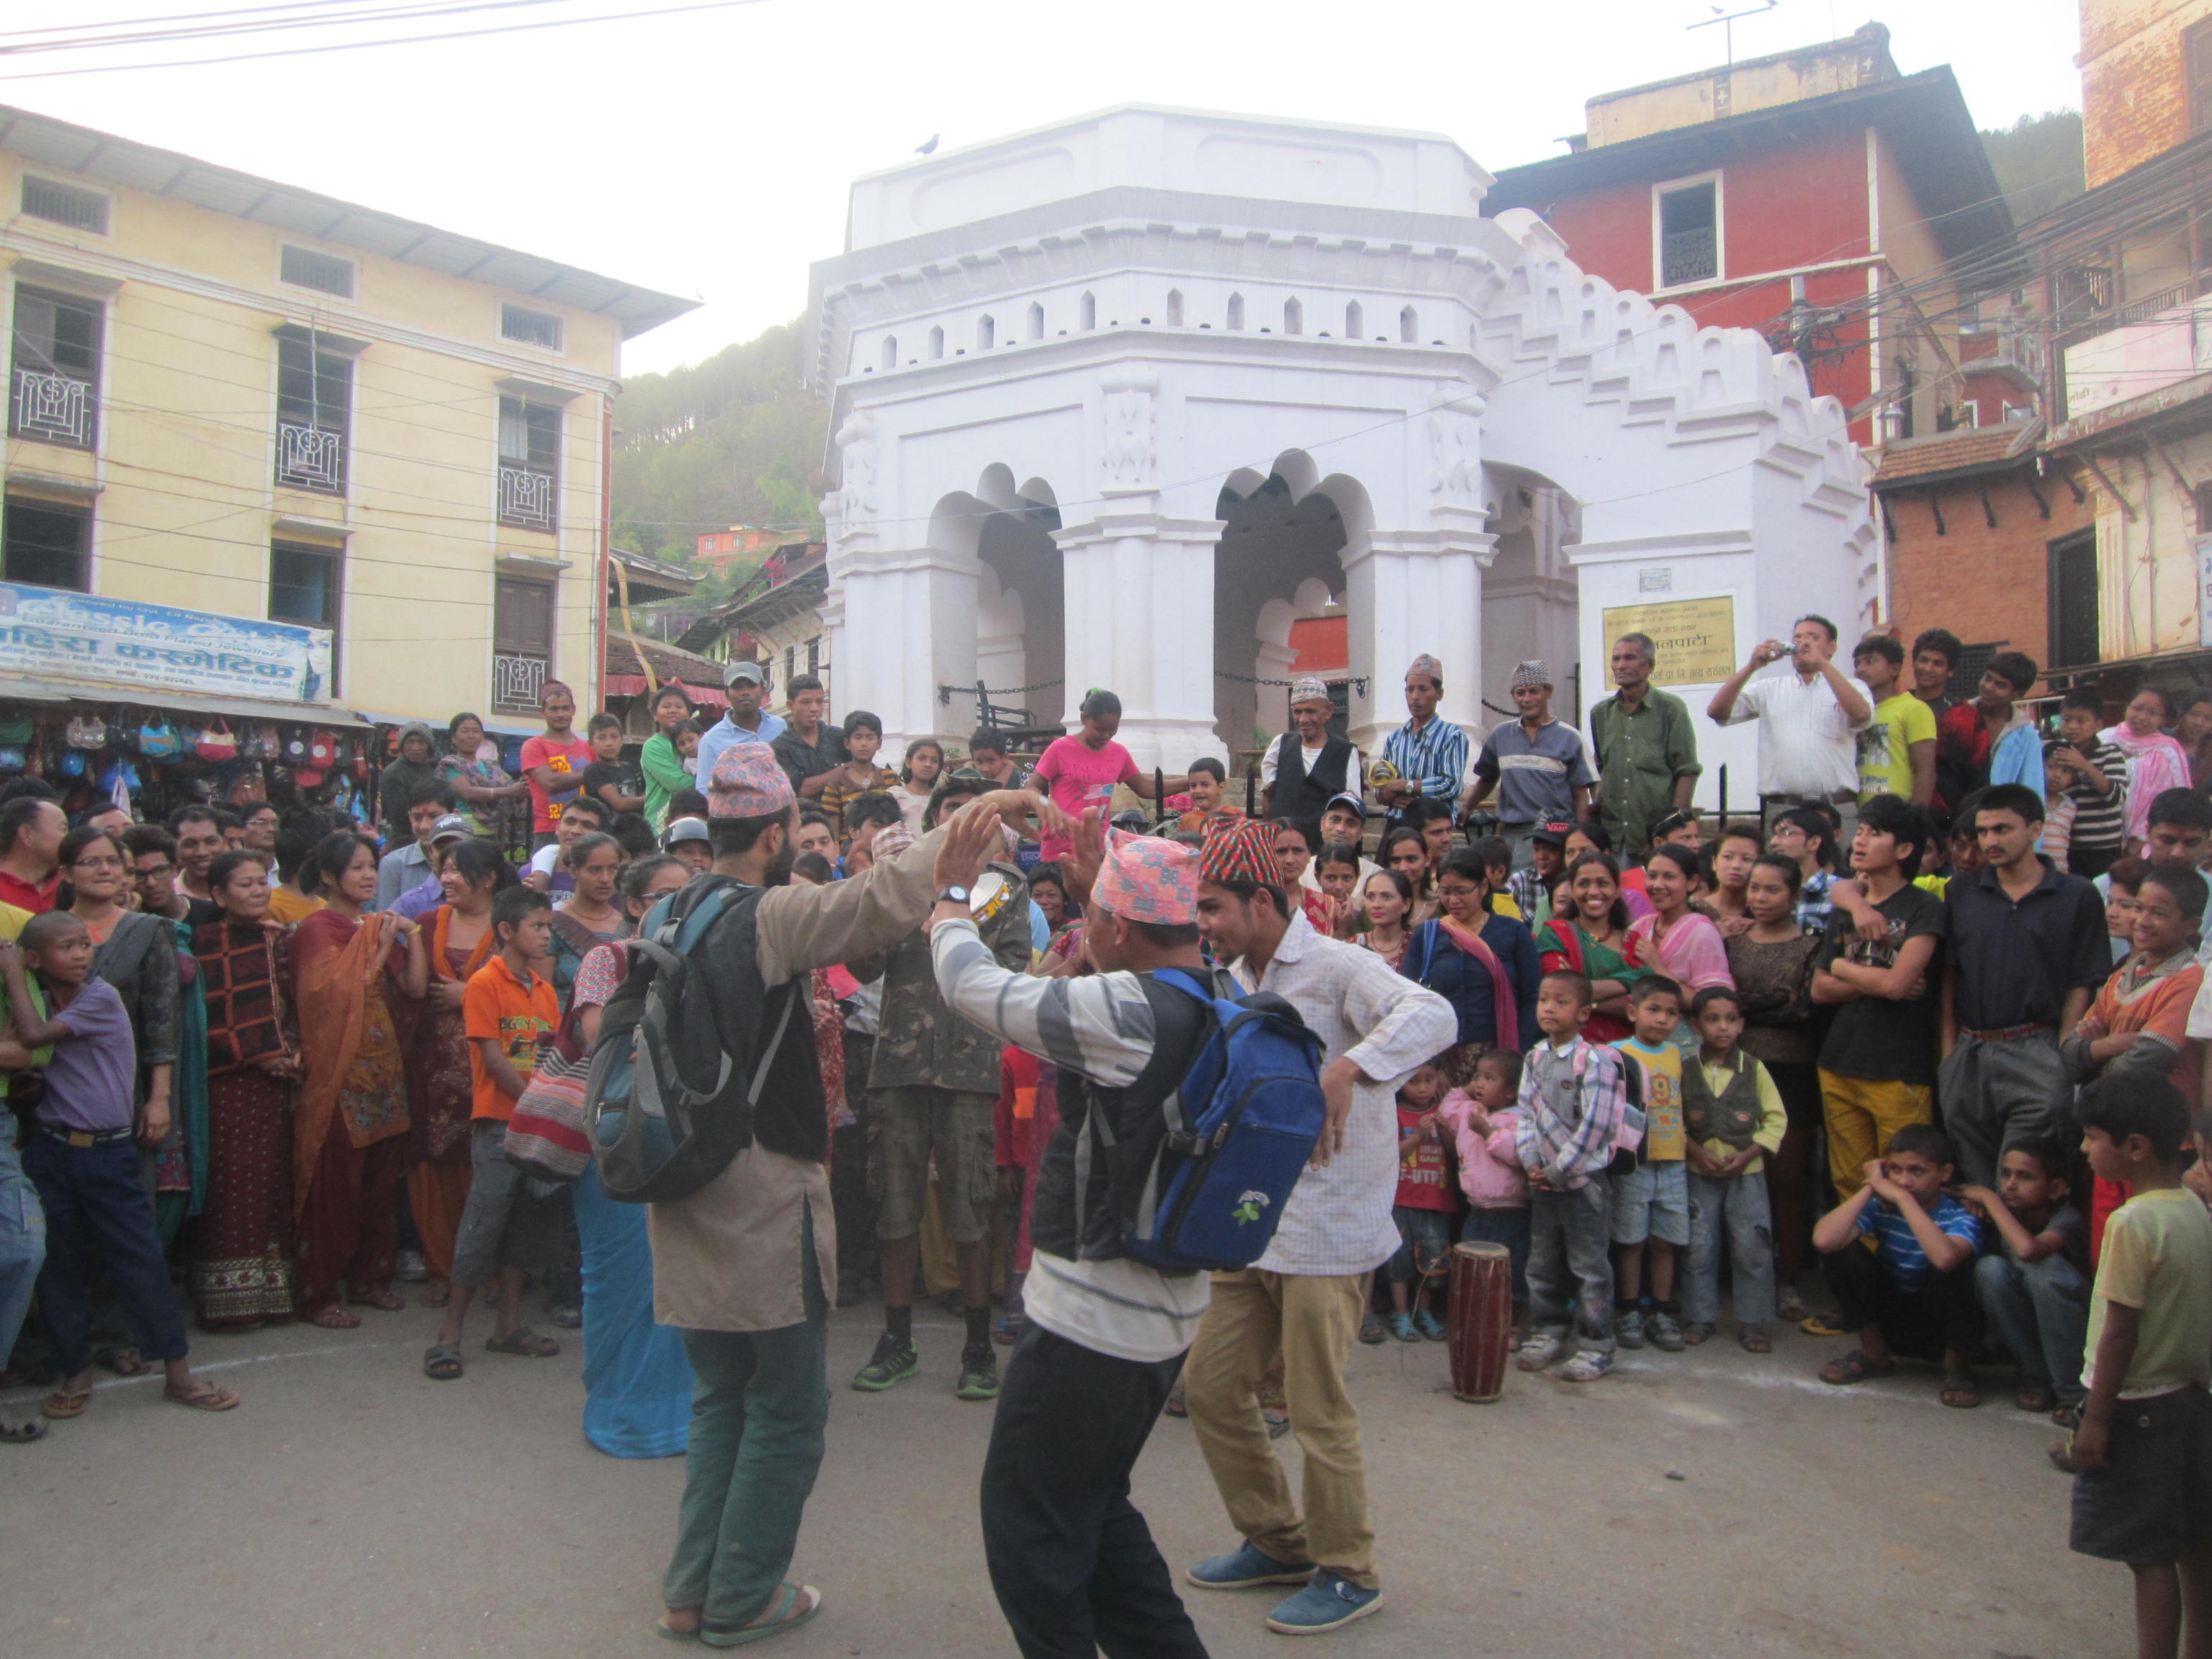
[2,1297,2122,1658]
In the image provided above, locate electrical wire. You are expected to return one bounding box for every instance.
[0,0,776,80]
[4,0,600,56]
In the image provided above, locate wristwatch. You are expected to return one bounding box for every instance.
[935,885,971,907]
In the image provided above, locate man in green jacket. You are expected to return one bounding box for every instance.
[1589,631,1701,860]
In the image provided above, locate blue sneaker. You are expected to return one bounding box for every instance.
[1186,1542,1316,1591]
[1265,1571,1383,1634]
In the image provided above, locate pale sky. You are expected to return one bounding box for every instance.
[12,0,2086,376]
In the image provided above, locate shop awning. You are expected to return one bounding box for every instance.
[0,676,367,727]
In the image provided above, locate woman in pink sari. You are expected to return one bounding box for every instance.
[1627,842,1732,1048]
[2103,685,2193,850]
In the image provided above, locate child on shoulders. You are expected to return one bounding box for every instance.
[1514,970,1629,1383]
[1439,1048,1529,1328]
[1812,1122,1984,1406]
[1609,976,1688,1353]
[1679,985,1786,1352]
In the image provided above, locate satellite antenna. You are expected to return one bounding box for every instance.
[1689,0,1778,66]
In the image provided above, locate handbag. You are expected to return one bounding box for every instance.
[196,717,237,763]
[65,714,107,750]
[138,715,180,759]
[503,1007,593,1183]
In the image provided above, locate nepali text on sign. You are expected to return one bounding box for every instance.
[1600,596,1737,688]
[0,583,333,703]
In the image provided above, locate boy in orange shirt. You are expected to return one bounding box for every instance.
[423,886,558,1381]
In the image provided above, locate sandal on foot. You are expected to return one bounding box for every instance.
[1799,1310,1851,1339]
[699,1583,822,1647]
[1679,1321,1717,1346]
[97,1347,149,1377]
[1940,1368,1982,1409]
[1776,1286,1809,1323]
[349,1289,405,1312]
[1738,1325,1771,1354]
[1820,1351,1898,1386]
[422,1342,464,1381]
[0,1417,47,1442]
[305,1305,362,1329]
[40,1388,89,1420]
[655,1609,702,1644]
[2053,1403,2082,1431]
[418,1282,451,1309]
[2015,1382,2056,1413]
[485,1327,559,1358]
[164,1379,240,1412]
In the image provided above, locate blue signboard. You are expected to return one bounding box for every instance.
[0,583,332,703]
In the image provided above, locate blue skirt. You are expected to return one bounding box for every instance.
[575,1160,693,1459]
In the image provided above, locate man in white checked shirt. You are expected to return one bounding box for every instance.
[1178,817,1455,1636]
[1707,613,1873,829]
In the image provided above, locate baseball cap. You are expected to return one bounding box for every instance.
[724,660,765,688]
[1531,820,1571,846]
[1323,791,1367,820]
[430,814,469,845]
[665,815,711,847]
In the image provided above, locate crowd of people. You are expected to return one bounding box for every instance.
[9,621,2212,1655]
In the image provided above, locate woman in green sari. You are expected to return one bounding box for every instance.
[1536,851,1648,1044]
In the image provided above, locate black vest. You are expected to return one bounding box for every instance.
[1273,733,1354,832]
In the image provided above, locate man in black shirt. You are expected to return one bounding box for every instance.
[1261,677,1357,839]
[771,674,846,801]
[1938,783,2112,1187]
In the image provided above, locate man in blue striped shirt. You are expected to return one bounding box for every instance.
[1373,655,1470,829]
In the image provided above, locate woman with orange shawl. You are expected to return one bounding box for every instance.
[405,837,510,1307]
[291,830,427,1328]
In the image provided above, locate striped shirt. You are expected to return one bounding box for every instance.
[1856,1191,1980,1292]
[1514,1036,1628,1191]
[1382,716,1471,814]
[2067,737,2128,852]
[929,918,1210,1362]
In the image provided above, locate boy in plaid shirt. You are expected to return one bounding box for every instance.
[1515,969,1630,1382]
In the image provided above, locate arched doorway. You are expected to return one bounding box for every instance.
[1211,457,1357,788]
[1480,464,1583,723]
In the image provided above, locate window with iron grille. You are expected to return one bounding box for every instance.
[500,304,563,351]
[275,336,350,493]
[9,285,100,449]
[3,496,89,591]
[280,246,356,300]
[497,395,559,529]
[2190,19,2212,134]
[2049,532,2100,670]
[21,177,107,234]
[1945,640,2010,705]
[493,576,553,714]
[1658,181,1718,288]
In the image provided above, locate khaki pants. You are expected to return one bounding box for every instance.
[1184,1269,1376,1588]
[1818,1069,1934,1200]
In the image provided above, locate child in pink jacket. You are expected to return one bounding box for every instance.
[1437,1048,1531,1320]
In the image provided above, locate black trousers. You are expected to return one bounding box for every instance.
[979,1323,1210,1659]
[1822,1238,1982,1362]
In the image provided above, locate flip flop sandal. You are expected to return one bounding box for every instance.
[418,1284,452,1308]
[1738,1327,1772,1354]
[1940,1370,1982,1409]
[97,1348,149,1377]
[305,1305,363,1329]
[1820,1350,1898,1386]
[655,1611,702,1644]
[485,1327,559,1358]
[0,1418,48,1443]
[41,1388,90,1419]
[2015,1383,2056,1413]
[423,1342,465,1381]
[699,1583,822,1648]
[164,1381,240,1412]
[349,1290,406,1312]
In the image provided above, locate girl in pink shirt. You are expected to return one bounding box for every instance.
[1029,689,1190,860]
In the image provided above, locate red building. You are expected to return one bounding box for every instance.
[1485,24,2016,451]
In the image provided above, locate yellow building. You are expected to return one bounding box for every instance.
[0,103,693,743]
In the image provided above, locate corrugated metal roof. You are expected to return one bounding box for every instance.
[0,104,696,341]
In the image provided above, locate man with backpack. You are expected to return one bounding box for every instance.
[629,745,1056,1647]
[1181,816,1456,1635]
[923,806,1223,1658]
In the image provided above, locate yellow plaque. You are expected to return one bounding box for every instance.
[1601,597,1737,688]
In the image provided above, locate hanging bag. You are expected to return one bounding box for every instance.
[138,714,180,760]
[65,714,107,751]
[196,717,237,763]
[503,1002,595,1183]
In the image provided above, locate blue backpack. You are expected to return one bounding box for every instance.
[1083,966,1327,1273]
